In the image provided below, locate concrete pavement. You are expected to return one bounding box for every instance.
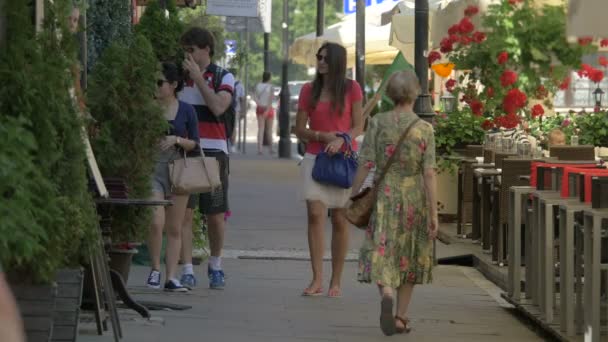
[78,146,547,342]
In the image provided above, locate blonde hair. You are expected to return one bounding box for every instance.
[548,128,565,145]
[386,70,421,106]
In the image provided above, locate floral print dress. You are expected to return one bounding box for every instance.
[357,111,436,287]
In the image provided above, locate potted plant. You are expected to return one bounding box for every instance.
[87,33,167,281]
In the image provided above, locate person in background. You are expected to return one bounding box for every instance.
[179,27,234,289]
[146,62,199,292]
[0,266,25,342]
[351,70,437,335]
[254,71,275,155]
[548,128,566,146]
[294,42,363,298]
[228,68,246,153]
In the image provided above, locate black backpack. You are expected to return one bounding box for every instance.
[212,66,236,140]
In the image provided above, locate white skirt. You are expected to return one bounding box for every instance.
[300,153,351,208]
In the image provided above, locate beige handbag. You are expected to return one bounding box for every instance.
[169,150,221,195]
[346,118,420,228]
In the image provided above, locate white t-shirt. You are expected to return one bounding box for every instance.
[255,82,273,107]
[234,81,245,114]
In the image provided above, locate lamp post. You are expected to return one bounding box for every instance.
[355,0,365,91]
[593,85,604,110]
[278,0,291,158]
[414,0,435,122]
[441,92,456,113]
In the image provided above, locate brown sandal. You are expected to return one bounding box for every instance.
[395,315,411,333]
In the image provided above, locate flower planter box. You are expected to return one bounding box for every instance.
[108,248,138,284]
[8,268,84,342]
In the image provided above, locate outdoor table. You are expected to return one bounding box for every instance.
[95,198,172,319]
[507,186,534,302]
[558,201,589,336]
[582,208,608,342]
[473,167,500,252]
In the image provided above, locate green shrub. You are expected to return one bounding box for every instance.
[88,34,167,243]
[135,0,184,63]
[87,0,131,69]
[577,111,608,147]
[0,0,97,283]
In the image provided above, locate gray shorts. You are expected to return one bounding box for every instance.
[198,151,229,215]
[151,162,171,198]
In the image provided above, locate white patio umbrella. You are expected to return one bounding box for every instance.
[289,13,400,67]
[289,1,422,67]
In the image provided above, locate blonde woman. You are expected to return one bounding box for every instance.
[351,70,438,335]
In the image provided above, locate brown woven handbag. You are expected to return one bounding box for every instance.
[346,118,420,228]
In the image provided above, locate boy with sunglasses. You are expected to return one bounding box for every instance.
[178,27,235,289]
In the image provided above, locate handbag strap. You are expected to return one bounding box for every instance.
[336,132,354,153]
[374,117,421,185]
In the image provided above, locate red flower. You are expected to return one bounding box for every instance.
[497,51,509,65]
[458,17,475,34]
[407,272,417,283]
[419,140,427,153]
[399,256,410,272]
[601,39,608,47]
[446,78,457,92]
[486,87,495,98]
[470,100,484,116]
[428,51,442,65]
[440,37,454,53]
[590,68,605,83]
[460,35,473,45]
[464,5,479,17]
[578,63,593,78]
[481,119,494,130]
[406,205,415,230]
[535,85,548,99]
[502,88,527,114]
[500,70,518,87]
[531,104,545,118]
[494,113,521,129]
[559,76,571,90]
[385,144,396,157]
[599,56,608,67]
[578,37,593,46]
[473,31,486,43]
[508,0,523,5]
[448,24,460,36]
[378,245,385,256]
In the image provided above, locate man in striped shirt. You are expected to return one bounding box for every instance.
[179,27,234,290]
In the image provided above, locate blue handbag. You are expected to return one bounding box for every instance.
[311,133,358,189]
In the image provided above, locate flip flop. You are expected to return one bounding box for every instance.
[395,315,411,334]
[301,287,323,297]
[380,295,396,336]
[327,288,342,298]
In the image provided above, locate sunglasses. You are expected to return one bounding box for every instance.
[316,54,328,62]
[157,79,169,87]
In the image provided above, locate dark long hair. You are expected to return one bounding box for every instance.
[309,42,348,116]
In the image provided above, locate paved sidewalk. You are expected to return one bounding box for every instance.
[78,149,546,342]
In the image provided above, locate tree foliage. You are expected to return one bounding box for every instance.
[88,34,167,243]
[87,0,131,69]
[136,0,184,62]
[0,0,97,283]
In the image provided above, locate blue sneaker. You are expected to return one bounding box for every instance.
[164,279,189,293]
[146,270,161,289]
[208,267,225,289]
[180,273,197,289]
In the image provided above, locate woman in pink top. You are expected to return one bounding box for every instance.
[294,42,363,298]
